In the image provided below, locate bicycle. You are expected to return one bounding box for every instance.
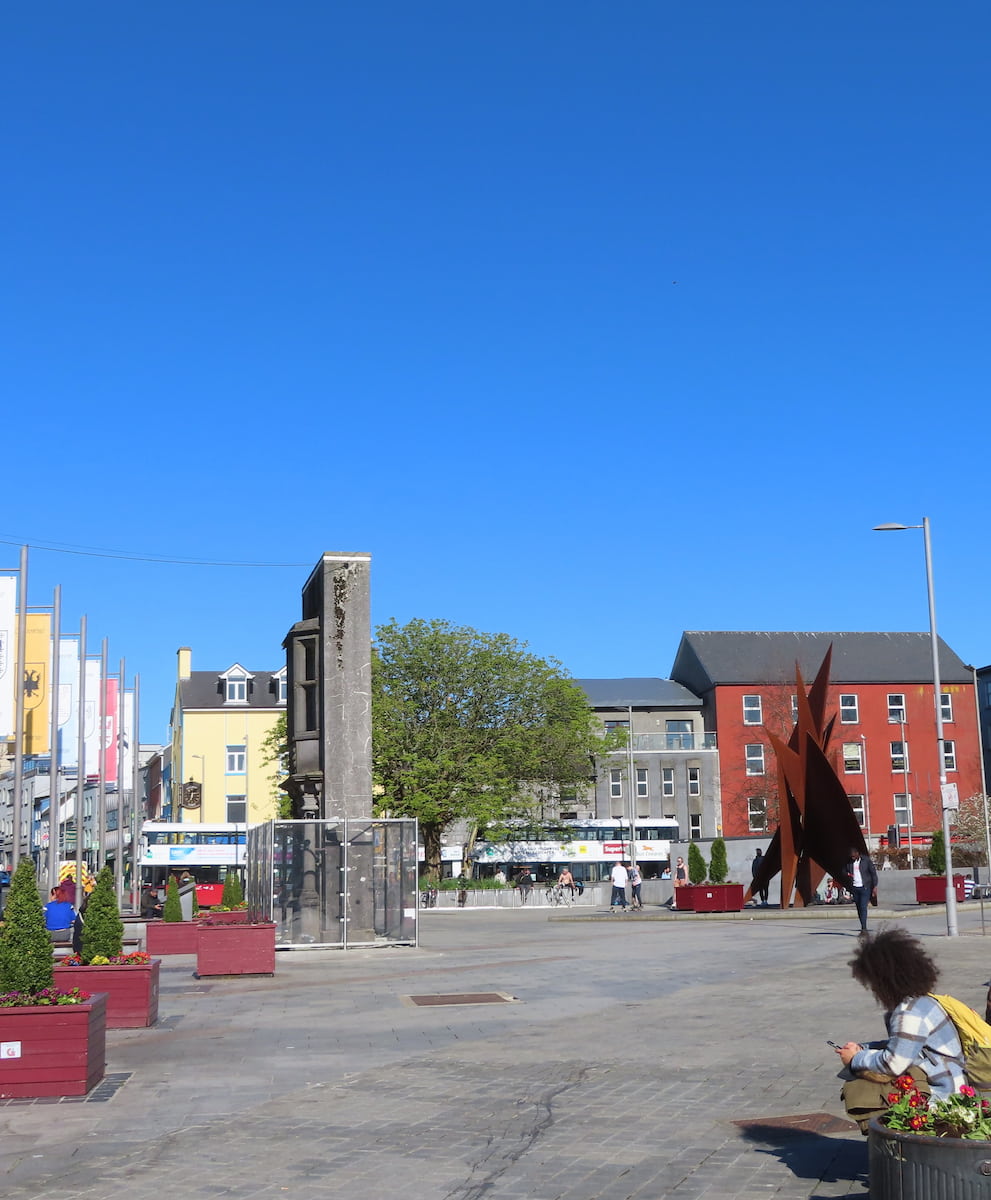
[420,887,438,908]
[545,883,572,907]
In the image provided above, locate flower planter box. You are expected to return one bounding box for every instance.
[53,960,160,1028]
[199,909,250,924]
[0,992,107,1099]
[672,885,696,911]
[690,884,745,913]
[869,1116,991,1198]
[146,920,199,955]
[914,875,967,905]
[196,922,276,977]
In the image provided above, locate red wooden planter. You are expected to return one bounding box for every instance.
[200,909,250,924]
[196,922,276,977]
[53,960,160,1028]
[673,885,696,910]
[915,875,967,904]
[146,920,199,955]
[0,992,106,1098]
[690,883,745,912]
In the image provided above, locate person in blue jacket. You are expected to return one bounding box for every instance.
[44,887,77,942]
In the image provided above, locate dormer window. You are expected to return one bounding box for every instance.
[219,664,253,704]
[275,668,288,704]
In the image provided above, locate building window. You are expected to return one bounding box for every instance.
[842,742,863,773]
[748,797,767,832]
[635,768,648,799]
[687,766,701,796]
[661,768,674,798]
[791,695,799,723]
[745,744,765,776]
[890,742,907,773]
[887,693,906,723]
[689,813,702,838]
[226,745,246,774]
[839,694,859,724]
[941,693,954,723]
[278,672,288,703]
[894,793,912,825]
[944,740,957,771]
[604,720,629,733]
[226,795,247,822]
[609,769,623,799]
[665,719,693,749]
[226,673,247,703]
[848,794,866,826]
[743,695,762,725]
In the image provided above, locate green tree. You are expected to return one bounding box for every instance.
[221,870,244,907]
[80,866,124,963]
[0,858,54,995]
[708,838,728,884]
[260,712,293,818]
[688,842,707,884]
[162,876,183,922]
[928,828,947,876]
[371,618,619,882]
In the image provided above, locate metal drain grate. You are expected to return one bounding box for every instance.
[0,1072,132,1107]
[734,1112,857,1137]
[406,992,517,1007]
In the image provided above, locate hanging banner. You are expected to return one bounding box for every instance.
[103,677,118,784]
[56,637,80,767]
[82,658,102,775]
[121,689,134,787]
[23,613,51,755]
[0,577,15,739]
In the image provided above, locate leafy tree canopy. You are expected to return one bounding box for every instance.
[371,618,617,878]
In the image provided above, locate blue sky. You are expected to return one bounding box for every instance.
[4,3,990,742]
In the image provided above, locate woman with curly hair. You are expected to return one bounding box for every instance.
[835,928,966,1127]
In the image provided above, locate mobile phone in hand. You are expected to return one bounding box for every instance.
[826,1040,842,1049]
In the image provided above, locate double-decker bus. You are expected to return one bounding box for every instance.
[471,819,680,883]
[140,822,247,906]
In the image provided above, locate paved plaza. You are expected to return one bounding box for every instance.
[3,903,991,1199]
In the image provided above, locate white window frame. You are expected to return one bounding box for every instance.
[226,673,248,703]
[226,745,246,774]
[848,794,866,826]
[748,797,767,832]
[839,694,859,724]
[743,694,763,725]
[842,742,863,773]
[894,793,913,825]
[635,768,648,798]
[687,766,701,796]
[890,741,908,773]
[689,813,702,838]
[941,693,954,723]
[226,794,247,822]
[887,693,906,723]
[943,740,957,771]
[661,767,675,798]
[745,744,765,776]
[609,769,623,799]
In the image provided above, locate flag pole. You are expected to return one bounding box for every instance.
[46,585,61,894]
[11,546,28,869]
[96,637,108,872]
[74,616,86,896]
[116,655,126,908]
[130,673,141,913]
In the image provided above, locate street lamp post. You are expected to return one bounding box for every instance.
[874,517,958,936]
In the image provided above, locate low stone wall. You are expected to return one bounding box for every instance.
[427,885,604,909]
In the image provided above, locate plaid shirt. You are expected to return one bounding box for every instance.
[852,995,966,1098]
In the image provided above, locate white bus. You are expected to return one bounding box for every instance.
[141,821,247,905]
[471,819,680,883]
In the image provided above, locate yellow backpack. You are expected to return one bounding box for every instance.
[930,993,991,1089]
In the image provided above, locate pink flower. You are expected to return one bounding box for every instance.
[960,1085,976,1098]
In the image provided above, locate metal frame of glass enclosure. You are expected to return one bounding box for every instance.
[245,818,418,948]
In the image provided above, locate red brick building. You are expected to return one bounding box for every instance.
[670,632,982,844]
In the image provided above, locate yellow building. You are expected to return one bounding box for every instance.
[170,647,286,825]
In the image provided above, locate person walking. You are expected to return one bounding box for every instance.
[671,856,688,909]
[841,846,878,935]
[628,861,643,910]
[751,847,770,906]
[610,860,629,911]
[516,867,534,905]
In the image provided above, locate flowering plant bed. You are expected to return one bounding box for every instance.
[0,986,92,1007]
[146,920,199,955]
[196,921,276,977]
[202,908,250,924]
[53,956,160,1028]
[0,991,107,1098]
[882,1075,991,1139]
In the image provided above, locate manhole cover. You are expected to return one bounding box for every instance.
[734,1112,857,1137]
[405,992,517,1007]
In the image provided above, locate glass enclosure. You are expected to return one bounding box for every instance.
[245,819,418,948]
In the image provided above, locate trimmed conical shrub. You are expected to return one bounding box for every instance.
[221,870,243,908]
[0,858,54,995]
[162,876,183,922]
[708,838,728,884]
[80,866,124,963]
[688,842,707,885]
[929,829,946,876]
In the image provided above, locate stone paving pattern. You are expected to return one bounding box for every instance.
[3,902,991,1199]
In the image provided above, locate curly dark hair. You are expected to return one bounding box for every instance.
[849,927,940,1011]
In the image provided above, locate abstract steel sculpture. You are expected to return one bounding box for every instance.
[745,647,867,908]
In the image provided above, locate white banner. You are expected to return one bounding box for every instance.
[56,638,80,767]
[0,577,16,739]
[121,690,134,787]
[82,659,102,776]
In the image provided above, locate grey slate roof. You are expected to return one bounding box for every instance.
[575,677,702,710]
[178,671,285,710]
[670,632,973,693]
